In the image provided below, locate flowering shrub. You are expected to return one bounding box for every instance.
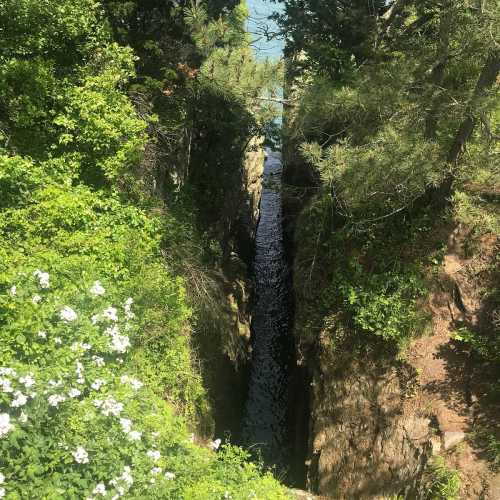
[0,271,287,499]
[0,0,289,497]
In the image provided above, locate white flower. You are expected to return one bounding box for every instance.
[10,391,28,408]
[54,337,62,345]
[92,356,105,367]
[124,298,134,319]
[72,446,89,464]
[0,378,13,394]
[93,483,106,496]
[120,418,132,433]
[19,375,35,388]
[164,472,175,481]
[33,270,50,289]
[91,379,105,391]
[146,450,161,461]
[105,325,120,336]
[0,487,4,498]
[48,394,66,407]
[71,342,92,352]
[37,331,47,339]
[32,294,42,304]
[48,380,63,387]
[99,397,123,416]
[151,467,162,475]
[0,368,16,377]
[152,432,160,439]
[9,285,16,296]
[102,307,118,322]
[91,314,100,325]
[59,306,77,322]
[130,378,143,390]
[68,388,81,398]
[19,411,28,423]
[0,413,13,437]
[127,430,142,441]
[109,334,130,354]
[112,466,133,488]
[123,467,133,486]
[76,361,84,374]
[90,281,105,296]
[0,472,4,483]
[120,375,143,390]
[210,438,221,450]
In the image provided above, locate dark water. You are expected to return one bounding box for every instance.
[242,149,293,467]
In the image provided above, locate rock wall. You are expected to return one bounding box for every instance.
[305,334,431,498]
[195,141,264,441]
[222,138,265,357]
[286,216,499,498]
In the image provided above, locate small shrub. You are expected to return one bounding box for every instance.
[0,268,288,498]
[474,428,500,468]
[425,456,461,500]
[453,326,500,361]
[338,265,427,346]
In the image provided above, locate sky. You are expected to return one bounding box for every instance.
[246,0,284,61]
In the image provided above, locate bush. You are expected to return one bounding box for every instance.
[338,264,427,346]
[0,270,288,498]
[425,456,461,500]
[453,326,500,362]
[0,1,290,497]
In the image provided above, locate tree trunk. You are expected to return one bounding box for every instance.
[447,50,500,164]
[380,0,411,32]
[432,49,500,205]
[376,0,412,46]
[424,4,452,139]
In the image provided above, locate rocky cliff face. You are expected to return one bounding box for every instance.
[221,139,265,359]
[194,141,264,441]
[285,206,499,498]
[304,336,431,498]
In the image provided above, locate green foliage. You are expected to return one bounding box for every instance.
[338,266,427,345]
[282,0,499,371]
[453,190,500,237]
[53,45,147,187]
[180,2,282,234]
[0,0,289,497]
[285,0,498,229]
[0,0,105,59]
[273,0,386,76]
[0,268,287,498]
[473,427,500,468]
[453,325,500,362]
[425,456,461,500]
[301,128,443,223]
[290,189,432,350]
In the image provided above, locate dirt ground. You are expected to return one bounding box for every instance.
[406,226,500,499]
